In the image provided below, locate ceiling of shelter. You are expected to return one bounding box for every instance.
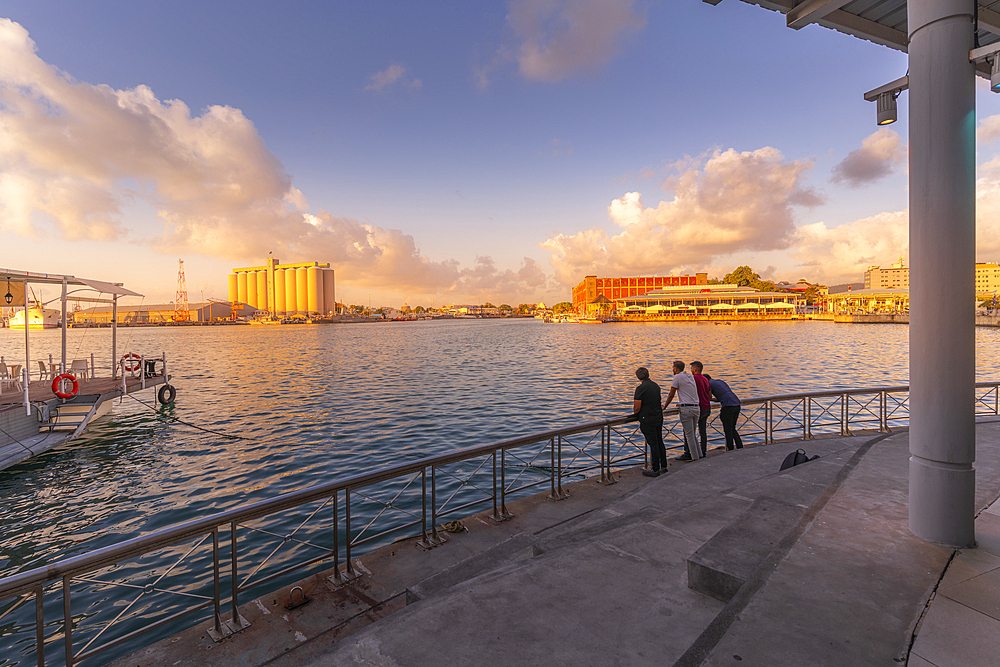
[707,0,1000,55]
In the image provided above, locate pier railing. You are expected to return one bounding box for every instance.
[1,382,999,666]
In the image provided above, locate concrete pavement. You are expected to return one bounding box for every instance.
[114,419,1000,666]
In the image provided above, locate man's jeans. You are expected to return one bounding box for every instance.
[678,405,702,460]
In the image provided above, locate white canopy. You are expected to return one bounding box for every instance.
[764,301,795,309]
[646,304,668,312]
[708,302,735,310]
[736,302,762,309]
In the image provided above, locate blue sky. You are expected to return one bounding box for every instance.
[2,1,999,308]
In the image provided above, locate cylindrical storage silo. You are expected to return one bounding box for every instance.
[323,269,336,315]
[306,267,321,315]
[274,269,286,315]
[246,272,258,309]
[237,272,248,305]
[228,274,238,304]
[296,268,308,315]
[256,271,268,311]
[285,269,298,316]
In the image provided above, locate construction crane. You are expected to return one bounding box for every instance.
[174,259,190,322]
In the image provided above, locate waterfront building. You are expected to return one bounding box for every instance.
[614,284,796,318]
[572,273,708,313]
[824,288,910,315]
[228,258,335,318]
[976,262,1000,299]
[864,259,909,289]
[74,302,256,324]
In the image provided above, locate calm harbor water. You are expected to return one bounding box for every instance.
[1,318,999,664]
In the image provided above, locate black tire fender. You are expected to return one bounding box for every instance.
[157,384,176,405]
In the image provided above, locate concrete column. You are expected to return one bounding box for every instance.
[908,0,977,547]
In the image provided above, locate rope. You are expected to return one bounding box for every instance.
[0,405,56,455]
[121,392,256,441]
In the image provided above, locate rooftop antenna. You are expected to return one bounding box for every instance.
[174,259,190,322]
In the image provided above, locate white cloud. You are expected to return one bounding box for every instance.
[978,113,1000,145]
[476,0,645,89]
[364,63,421,92]
[830,128,906,187]
[540,147,823,285]
[0,19,542,302]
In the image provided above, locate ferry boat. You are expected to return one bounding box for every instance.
[1,268,177,472]
[8,305,60,329]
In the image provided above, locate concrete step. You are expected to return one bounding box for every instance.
[686,497,807,602]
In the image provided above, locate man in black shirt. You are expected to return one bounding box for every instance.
[633,367,667,477]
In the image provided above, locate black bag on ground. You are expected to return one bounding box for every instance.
[779,448,819,471]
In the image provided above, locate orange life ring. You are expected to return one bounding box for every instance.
[52,373,79,399]
[121,352,142,372]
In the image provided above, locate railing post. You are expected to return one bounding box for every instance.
[345,489,355,577]
[765,400,773,444]
[841,393,850,436]
[880,391,888,432]
[556,435,566,499]
[802,398,807,441]
[430,467,443,543]
[331,491,341,581]
[230,521,239,623]
[35,584,45,667]
[63,576,72,667]
[500,448,512,518]
[806,396,812,440]
[417,468,442,547]
[548,437,558,499]
[212,528,222,636]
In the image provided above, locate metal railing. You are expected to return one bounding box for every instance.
[1,382,998,666]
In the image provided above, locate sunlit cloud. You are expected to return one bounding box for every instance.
[830,128,906,187]
[364,63,422,92]
[790,211,909,285]
[978,113,1000,145]
[0,19,540,302]
[541,147,823,285]
[476,0,645,89]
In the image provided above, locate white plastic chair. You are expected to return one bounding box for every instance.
[37,360,51,381]
[70,359,89,381]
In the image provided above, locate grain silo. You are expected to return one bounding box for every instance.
[246,272,258,308]
[229,259,333,319]
[323,269,336,315]
[295,268,308,315]
[274,269,286,315]
[237,273,248,305]
[285,269,297,316]
[306,267,321,315]
[256,271,268,311]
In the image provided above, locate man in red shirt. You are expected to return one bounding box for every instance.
[691,361,711,458]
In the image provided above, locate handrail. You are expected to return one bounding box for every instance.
[1,381,998,666]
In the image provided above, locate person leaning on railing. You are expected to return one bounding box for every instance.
[704,373,744,451]
[632,366,668,477]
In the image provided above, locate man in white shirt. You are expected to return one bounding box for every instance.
[662,360,702,461]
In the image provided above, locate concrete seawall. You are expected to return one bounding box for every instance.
[833,313,1000,327]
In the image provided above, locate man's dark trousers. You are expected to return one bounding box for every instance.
[698,409,710,457]
[720,406,744,450]
[640,417,668,471]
